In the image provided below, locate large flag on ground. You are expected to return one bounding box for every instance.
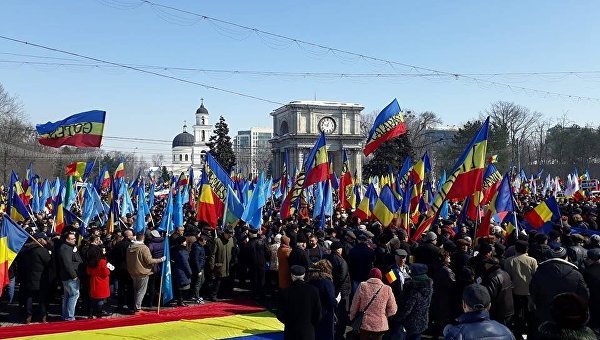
[0,216,30,294]
[303,132,329,188]
[477,174,515,238]
[372,185,400,227]
[196,169,219,228]
[36,110,106,148]
[524,196,561,233]
[363,99,407,156]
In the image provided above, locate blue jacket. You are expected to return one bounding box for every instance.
[189,242,206,274]
[443,311,515,340]
[172,245,192,287]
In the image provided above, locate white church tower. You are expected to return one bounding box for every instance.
[192,99,212,165]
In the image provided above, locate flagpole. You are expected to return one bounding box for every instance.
[157,265,164,315]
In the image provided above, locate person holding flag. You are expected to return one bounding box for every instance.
[126,232,166,314]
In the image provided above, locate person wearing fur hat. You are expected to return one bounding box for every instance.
[350,267,397,340]
[537,293,596,340]
[530,246,590,334]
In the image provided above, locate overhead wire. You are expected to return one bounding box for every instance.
[89,0,600,102]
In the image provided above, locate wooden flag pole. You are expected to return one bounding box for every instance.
[157,265,164,315]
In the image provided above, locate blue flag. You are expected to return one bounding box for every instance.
[313,182,324,219]
[224,184,244,225]
[172,187,183,227]
[161,236,173,304]
[241,173,267,229]
[158,189,173,232]
[134,196,146,234]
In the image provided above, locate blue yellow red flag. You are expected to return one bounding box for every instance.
[0,215,30,290]
[36,110,106,148]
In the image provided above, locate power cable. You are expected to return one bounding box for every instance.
[94,0,600,102]
[0,35,285,106]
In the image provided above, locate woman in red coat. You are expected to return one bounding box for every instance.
[86,245,112,318]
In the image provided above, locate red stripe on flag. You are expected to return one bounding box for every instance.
[525,209,546,228]
[304,162,329,187]
[363,123,407,156]
[38,134,103,148]
[445,168,485,201]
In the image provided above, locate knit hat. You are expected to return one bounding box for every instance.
[463,284,491,311]
[551,293,589,329]
[410,263,428,276]
[369,267,382,280]
[545,246,567,259]
[588,248,600,262]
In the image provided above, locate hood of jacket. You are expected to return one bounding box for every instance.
[128,242,146,253]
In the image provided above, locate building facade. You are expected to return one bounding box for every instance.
[233,127,273,177]
[170,100,213,174]
[270,100,364,181]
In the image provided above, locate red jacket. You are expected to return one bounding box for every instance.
[87,259,111,299]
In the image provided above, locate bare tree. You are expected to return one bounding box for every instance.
[360,110,378,139]
[151,153,165,167]
[0,84,30,182]
[405,110,442,157]
[483,101,538,170]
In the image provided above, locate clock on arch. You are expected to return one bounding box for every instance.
[318,117,336,134]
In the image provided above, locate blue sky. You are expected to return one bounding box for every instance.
[1,1,598,159]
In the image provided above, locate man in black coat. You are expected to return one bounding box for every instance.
[328,241,351,340]
[530,246,589,333]
[246,229,268,300]
[277,265,322,340]
[413,231,442,276]
[57,232,83,321]
[583,248,600,331]
[288,233,310,271]
[347,234,374,292]
[20,234,52,323]
[481,257,514,325]
[109,229,134,313]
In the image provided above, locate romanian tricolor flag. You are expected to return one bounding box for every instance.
[114,162,125,179]
[524,196,561,233]
[477,174,515,238]
[304,132,329,188]
[413,118,489,240]
[0,216,30,293]
[354,183,377,221]
[481,163,503,205]
[372,185,400,227]
[99,166,111,189]
[10,192,29,222]
[363,99,407,156]
[280,170,306,219]
[385,269,398,284]
[53,189,65,234]
[36,110,106,148]
[65,161,94,180]
[196,168,219,228]
[339,150,354,210]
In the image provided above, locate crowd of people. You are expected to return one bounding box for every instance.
[2,186,600,340]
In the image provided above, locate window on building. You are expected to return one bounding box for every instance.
[202,130,206,141]
[179,154,182,161]
[202,117,206,125]
[173,155,176,162]
[185,154,189,161]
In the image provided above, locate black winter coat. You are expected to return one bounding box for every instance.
[277,280,322,340]
[58,242,83,281]
[172,245,192,287]
[583,262,600,329]
[247,237,267,271]
[189,242,206,274]
[392,276,433,334]
[482,266,514,322]
[288,246,310,271]
[328,252,351,298]
[413,242,442,275]
[20,243,52,291]
[430,264,458,324]
[347,242,375,282]
[530,258,589,325]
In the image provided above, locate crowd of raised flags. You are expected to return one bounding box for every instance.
[0,101,598,336]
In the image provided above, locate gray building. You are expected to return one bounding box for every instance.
[270,100,364,181]
[234,127,273,176]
